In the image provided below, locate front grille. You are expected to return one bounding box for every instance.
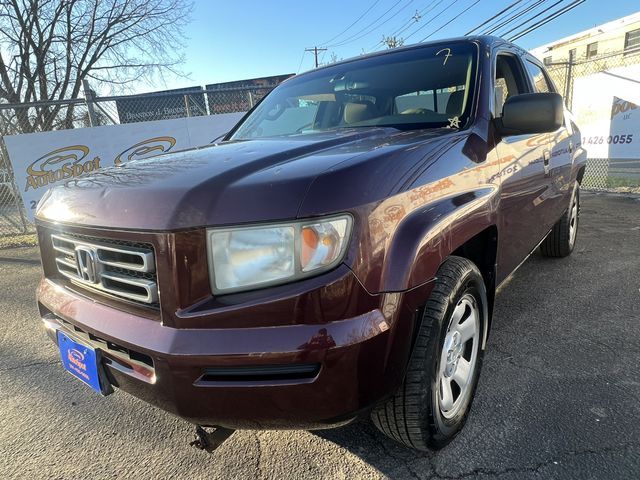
[51,233,159,306]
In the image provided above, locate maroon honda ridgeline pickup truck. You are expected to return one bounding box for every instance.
[36,37,585,451]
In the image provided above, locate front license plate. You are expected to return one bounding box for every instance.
[57,331,105,395]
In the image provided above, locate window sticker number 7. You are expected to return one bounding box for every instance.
[436,48,452,66]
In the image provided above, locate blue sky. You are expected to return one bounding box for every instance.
[159,0,639,90]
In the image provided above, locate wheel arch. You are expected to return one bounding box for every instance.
[378,186,499,295]
[386,190,499,361]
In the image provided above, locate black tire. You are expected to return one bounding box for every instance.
[540,182,580,258]
[371,256,487,451]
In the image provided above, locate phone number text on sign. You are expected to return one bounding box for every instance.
[582,134,634,146]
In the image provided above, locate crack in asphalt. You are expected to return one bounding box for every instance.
[406,461,426,480]
[0,359,58,372]
[488,345,550,377]
[429,442,640,479]
[253,431,264,480]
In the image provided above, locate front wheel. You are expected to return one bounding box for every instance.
[540,182,580,258]
[371,256,487,451]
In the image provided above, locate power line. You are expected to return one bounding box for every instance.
[366,0,444,52]
[480,0,546,35]
[325,0,406,48]
[508,0,586,42]
[465,0,525,35]
[477,0,537,34]
[403,0,461,42]
[498,0,563,38]
[296,50,307,74]
[420,0,482,42]
[482,0,546,35]
[330,1,415,49]
[390,0,441,38]
[318,0,382,47]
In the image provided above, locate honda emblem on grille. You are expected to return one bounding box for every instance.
[74,246,99,284]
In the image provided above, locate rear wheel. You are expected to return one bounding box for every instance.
[540,182,580,258]
[371,256,487,451]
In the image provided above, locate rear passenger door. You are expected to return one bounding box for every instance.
[493,52,554,282]
[524,57,573,226]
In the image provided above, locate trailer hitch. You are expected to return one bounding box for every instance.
[189,425,235,453]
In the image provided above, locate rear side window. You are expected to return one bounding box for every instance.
[525,61,553,93]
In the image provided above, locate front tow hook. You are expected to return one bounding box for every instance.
[189,425,235,453]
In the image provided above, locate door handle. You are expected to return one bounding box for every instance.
[543,150,550,177]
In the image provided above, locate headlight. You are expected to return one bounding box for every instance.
[207,215,352,294]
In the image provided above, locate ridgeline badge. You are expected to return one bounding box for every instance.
[24,145,100,191]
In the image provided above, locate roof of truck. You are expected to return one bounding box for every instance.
[301,36,526,76]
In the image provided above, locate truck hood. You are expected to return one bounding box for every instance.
[36,127,460,230]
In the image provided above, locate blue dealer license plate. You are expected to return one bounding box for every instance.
[57,331,104,394]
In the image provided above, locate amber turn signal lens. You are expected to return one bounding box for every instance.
[300,219,348,272]
[301,227,319,268]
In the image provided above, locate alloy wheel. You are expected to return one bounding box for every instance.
[437,293,480,419]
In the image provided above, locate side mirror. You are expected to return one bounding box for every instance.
[496,92,563,136]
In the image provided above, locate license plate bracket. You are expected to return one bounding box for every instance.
[57,331,113,396]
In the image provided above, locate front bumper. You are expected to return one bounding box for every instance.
[37,272,430,430]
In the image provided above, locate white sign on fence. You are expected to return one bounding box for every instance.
[4,112,244,222]
[572,64,640,159]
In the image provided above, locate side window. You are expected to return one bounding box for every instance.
[494,54,529,116]
[525,61,553,93]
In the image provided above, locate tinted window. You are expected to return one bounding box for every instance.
[231,42,478,140]
[495,55,529,115]
[525,61,552,93]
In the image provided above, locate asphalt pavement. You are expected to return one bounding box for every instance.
[1,192,639,479]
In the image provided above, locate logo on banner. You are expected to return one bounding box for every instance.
[114,136,176,165]
[24,145,101,191]
[610,97,638,119]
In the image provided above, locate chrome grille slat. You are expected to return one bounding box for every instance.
[100,272,159,304]
[50,233,158,307]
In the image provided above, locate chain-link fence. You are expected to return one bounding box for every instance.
[0,85,274,237]
[1,50,639,237]
[546,48,640,193]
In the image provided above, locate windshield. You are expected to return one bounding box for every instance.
[230,42,478,140]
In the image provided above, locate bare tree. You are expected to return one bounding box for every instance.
[0,0,193,133]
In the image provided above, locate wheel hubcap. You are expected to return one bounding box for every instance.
[438,294,480,419]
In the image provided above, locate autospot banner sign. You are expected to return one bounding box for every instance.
[571,64,640,159]
[4,112,244,222]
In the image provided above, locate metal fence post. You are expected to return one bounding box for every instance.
[184,94,192,117]
[83,79,98,127]
[564,60,574,110]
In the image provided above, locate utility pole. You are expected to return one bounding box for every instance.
[305,46,328,68]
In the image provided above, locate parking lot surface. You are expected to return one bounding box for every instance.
[1,193,639,479]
